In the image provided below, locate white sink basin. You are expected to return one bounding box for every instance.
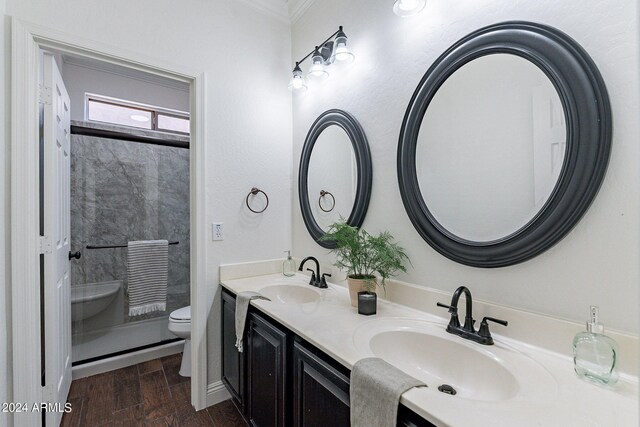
[353,318,556,402]
[259,284,322,304]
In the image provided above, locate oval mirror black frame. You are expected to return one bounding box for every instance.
[397,21,612,267]
[299,109,372,248]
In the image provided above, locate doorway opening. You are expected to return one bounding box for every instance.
[11,19,207,426]
[40,48,192,426]
[43,51,192,366]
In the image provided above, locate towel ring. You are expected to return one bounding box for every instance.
[246,187,269,213]
[319,190,335,213]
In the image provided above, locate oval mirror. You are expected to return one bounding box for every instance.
[398,22,611,267]
[307,126,357,230]
[299,110,372,248]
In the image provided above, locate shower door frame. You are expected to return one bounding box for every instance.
[11,18,209,425]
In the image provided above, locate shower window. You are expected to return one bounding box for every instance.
[87,99,153,130]
[157,113,190,134]
[86,93,190,134]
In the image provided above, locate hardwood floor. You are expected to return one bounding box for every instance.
[62,354,247,427]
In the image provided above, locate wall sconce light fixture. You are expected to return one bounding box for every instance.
[288,62,308,91]
[308,47,329,80]
[393,0,426,17]
[289,26,354,91]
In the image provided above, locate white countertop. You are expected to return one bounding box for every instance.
[221,273,639,427]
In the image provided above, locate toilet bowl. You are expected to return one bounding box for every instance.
[168,306,191,377]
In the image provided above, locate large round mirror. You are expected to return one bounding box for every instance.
[299,110,372,248]
[398,22,611,267]
[417,54,566,242]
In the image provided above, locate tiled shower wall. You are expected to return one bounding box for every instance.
[70,126,190,325]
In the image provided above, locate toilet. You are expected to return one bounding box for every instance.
[168,306,191,377]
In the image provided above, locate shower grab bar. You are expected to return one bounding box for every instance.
[86,241,179,249]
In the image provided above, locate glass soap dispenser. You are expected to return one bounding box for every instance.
[283,250,296,277]
[573,306,618,386]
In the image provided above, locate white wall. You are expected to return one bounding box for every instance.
[291,0,640,334]
[62,61,190,121]
[1,0,12,424]
[3,0,292,392]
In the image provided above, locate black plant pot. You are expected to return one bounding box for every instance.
[357,291,377,316]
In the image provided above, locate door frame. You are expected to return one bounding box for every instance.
[11,18,208,426]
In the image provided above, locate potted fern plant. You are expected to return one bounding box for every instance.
[321,221,410,307]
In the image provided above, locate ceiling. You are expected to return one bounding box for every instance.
[238,0,315,24]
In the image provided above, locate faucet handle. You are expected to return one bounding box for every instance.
[306,268,317,285]
[437,302,460,329]
[478,316,508,342]
[320,273,331,288]
[483,317,508,327]
[437,302,455,313]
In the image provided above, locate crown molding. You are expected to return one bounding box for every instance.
[227,0,315,25]
[289,0,316,24]
[237,0,290,24]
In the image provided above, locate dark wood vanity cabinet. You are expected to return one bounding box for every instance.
[246,312,289,427]
[292,340,351,427]
[222,290,244,409]
[221,288,435,427]
[397,406,437,427]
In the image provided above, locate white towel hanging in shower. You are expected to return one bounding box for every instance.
[127,240,168,316]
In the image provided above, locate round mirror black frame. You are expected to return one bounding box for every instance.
[299,109,372,248]
[397,21,612,267]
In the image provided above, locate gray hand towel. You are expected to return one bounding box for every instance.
[127,240,168,316]
[350,357,426,427]
[235,291,270,352]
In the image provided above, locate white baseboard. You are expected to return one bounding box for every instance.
[72,340,184,379]
[206,381,231,407]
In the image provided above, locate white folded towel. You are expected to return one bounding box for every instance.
[127,240,168,316]
[235,291,270,352]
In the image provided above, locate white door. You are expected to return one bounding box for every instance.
[42,52,72,427]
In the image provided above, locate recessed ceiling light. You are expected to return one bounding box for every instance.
[130,114,150,122]
[393,0,426,17]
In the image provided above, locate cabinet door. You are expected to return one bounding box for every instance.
[222,290,245,408]
[293,341,351,427]
[247,312,288,427]
[397,405,437,427]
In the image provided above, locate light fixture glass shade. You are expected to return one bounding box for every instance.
[393,0,426,17]
[307,49,329,79]
[288,64,308,91]
[332,31,355,63]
